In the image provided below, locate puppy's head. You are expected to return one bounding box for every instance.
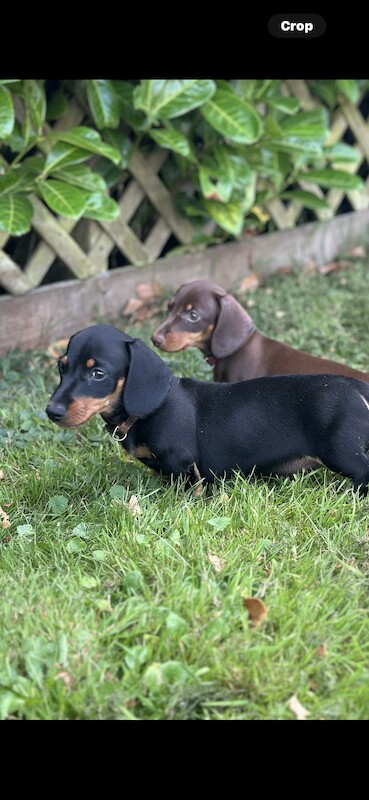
[46,324,173,428]
[151,279,254,358]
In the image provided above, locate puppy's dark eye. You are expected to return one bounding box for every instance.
[91,368,106,380]
[188,309,199,322]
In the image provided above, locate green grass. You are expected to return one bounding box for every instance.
[1,259,369,720]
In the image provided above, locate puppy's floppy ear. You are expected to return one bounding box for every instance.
[123,339,174,418]
[211,294,255,358]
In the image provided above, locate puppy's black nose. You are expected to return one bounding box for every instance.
[152,331,165,347]
[46,402,67,422]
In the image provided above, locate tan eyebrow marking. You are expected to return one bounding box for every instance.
[60,355,68,365]
[185,303,192,311]
[86,358,96,368]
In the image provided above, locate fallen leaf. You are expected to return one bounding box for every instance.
[239,273,260,293]
[127,495,142,516]
[123,297,144,316]
[343,245,365,258]
[243,597,268,627]
[55,671,73,689]
[316,643,327,658]
[135,281,162,301]
[0,506,10,528]
[288,694,310,720]
[47,338,69,359]
[0,470,4,480]
[318,260,340,275]
[131,305,160,322]
[302,259,317,274]
[208,553,224,572]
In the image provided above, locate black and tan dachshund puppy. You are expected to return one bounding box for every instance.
[46,324,369,496]
[152,279,369,383]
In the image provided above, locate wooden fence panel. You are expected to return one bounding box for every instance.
[1,81,369,299]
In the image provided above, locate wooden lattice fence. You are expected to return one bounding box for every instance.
[2,80,369,299]
[2,80,369,353]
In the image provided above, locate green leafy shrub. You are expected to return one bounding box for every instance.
[0,78,367,239]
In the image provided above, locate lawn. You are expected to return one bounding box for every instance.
[1,259,369,720]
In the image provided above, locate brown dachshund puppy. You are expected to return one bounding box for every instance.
[152,279,369,383]
[46,324,369,496]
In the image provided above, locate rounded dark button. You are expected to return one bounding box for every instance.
[268,14,326,38]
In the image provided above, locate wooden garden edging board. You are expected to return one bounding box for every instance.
[1,209,369,355]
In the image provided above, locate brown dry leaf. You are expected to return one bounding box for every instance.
[47,338,69,359]
[123,297,145,316]
[343,245,365,258]
[135,281,162,301]
[243,597,268,627]
[55,671,73,689]
[238,273,260,293]
[0,506,10,529]
[302,259,317,274]
[316,643,327,658]
[127,495,142,516]
[318,261,340,275]
[0,469,4,480]
[208,553,224,572]
[131,305,160,322]
[275,264,293,275]
[288,694,310,720]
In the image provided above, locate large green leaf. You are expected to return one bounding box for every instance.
[103,129,132,167]
[199,167,233,203]
[134,79,216,120]
[52,164,107,191]
[46,89,69,121]
[0,168,29,196]
[198,146,235,202]
[203,198,245,235]
[0,85,14,138]
[83,192,120,220]
[0,159,44,196]
[4,120,26,152]
[37,179,89,217]
[309,80,337,110]
[299,168,363,190]
[111,81,147,130]
[323,143,360,163]
[281,190,330,210]
[265,94,300,115]
[86,79,120,129]
[336,79,359,104]
[0,193,33,234]
[22,80,46,135]
[266,138,323,157]
[149,127,192,157]
[280,109,328,138]
[201,89,263,144]
[45,142,93,173]
[228,154,254,186]
[54,127,120,164]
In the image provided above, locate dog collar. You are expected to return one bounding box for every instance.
[112,416,137,442]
